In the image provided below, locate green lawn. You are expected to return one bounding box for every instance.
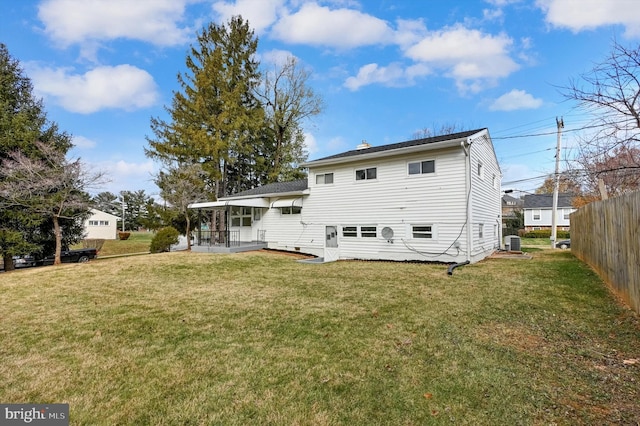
[1,250,639,424]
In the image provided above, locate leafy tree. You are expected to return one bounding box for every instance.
[255,55,323,182]
[156,163,209,250]
[535,172,583,195]
[119,190,154,231]
[562,40,640,197]
[146,16,264,200]
[92,191,120,216]
[0,43,72,270]
[0,142,103,265]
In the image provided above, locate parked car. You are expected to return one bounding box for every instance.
[42,248,98,265]
[556,239,571,249]
[13,254,38,268]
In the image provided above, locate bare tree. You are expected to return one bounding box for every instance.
[256,55,323,182]
[411,122,468,140]
[156,163,209,250]
[562,40,640,197]
[0,142,106,265]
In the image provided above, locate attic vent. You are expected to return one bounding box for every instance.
[357,140,371,150]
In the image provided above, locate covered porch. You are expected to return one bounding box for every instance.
[189,198,269,254]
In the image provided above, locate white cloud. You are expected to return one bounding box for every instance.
[344,62,430,91]
[404,25,519,93]
[536,0,640,37]
[28,64,159,114]
[212,0,285,34]
[489,89,543,111]
[72,135,97,149]
[271,2,395,48]
[92,159,158,193]
[38,0,193,48]
[303,132,318,155]
[261,49,296,66]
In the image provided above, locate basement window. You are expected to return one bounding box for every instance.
[360,226,377,238]
[412,225,433,239]
[343,226,357,237]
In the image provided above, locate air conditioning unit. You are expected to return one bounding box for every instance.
[504,235,521,252]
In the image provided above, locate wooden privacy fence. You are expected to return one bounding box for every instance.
[571,191,640,314]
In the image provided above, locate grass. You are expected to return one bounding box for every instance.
[1,249,639,424]
[76,231,154,257]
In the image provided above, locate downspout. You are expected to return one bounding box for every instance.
[461,140,472,263]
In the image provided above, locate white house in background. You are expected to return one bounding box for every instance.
[190,128,502,264]
[523,193,575,232]
[84,209,119,239]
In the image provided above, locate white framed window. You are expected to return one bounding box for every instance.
[479,223,484,239]
[563,209,571,220]
[533,209,541,220]
[231,206,252,226]
[355,167,377,181]
[412,225,434,239]
[492,174,497,189]
[89,220,109,226]
[408,160,435,175]
[477,161,484,179]
[280,206,301,215]
[360,226,377,238]
[316,173,334,184]
[253,208,262,221]
[342,226,357,237]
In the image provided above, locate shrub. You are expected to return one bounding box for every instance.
[118,232,131,240]
[83,239,105,251]
[150,227,180,253]
[522,229,570,239]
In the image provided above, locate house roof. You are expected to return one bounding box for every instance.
[224,179,308,199]
[502,194,523,207]
[523,193,574,209]
[302,128,487,167]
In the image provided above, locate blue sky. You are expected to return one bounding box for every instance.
[2,0,640,197]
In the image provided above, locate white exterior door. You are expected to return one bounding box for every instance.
[324,226,339,262]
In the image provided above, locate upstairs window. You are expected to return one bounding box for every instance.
[408,160,435,175]
[533,209,541,220]
[316,173,334,184]
[477,161,484,179]
[355,167,377,181]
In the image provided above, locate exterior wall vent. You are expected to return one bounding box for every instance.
[357,140,371,150]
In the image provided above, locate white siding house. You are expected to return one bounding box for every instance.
[190,129,502,264]
[523,194,575,232]
[84,209,119,239]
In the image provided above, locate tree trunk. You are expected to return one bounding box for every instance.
[186,213,192,251]
[53,215,62,265]
[3,253,15,272]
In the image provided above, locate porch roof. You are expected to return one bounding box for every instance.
[189,198,270,209]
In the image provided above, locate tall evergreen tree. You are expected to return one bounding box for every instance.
[0,43,72,270]
[145,16,265,199]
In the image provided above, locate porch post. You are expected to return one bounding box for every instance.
[225,205,230,248]
[197,209,202,245]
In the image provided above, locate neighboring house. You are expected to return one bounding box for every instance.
[502,193,524,232]
[523,193,575,232]
[84,209,119,239]
[190,128,502,264]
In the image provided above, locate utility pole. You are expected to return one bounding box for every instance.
[551,117,563,248]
